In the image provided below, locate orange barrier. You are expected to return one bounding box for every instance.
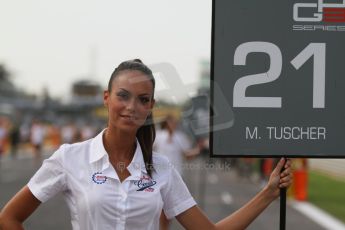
[292,159,308,201]
[263,158,274,177]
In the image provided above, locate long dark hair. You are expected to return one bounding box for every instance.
[108,59,156,177]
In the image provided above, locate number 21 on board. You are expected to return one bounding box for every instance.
[233,42,325,108]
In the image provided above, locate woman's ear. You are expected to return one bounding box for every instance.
[104,90,109,107]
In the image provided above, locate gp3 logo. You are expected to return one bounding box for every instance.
[293,0,345,22]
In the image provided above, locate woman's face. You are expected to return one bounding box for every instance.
[104,70,155,133]
[166,117,178,131]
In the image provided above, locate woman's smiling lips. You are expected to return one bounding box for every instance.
[120,114,137,121]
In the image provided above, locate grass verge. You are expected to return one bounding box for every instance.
[308,170,345,223]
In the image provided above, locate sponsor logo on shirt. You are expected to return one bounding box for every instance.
[134,175,156,192]
[92,172,107,184]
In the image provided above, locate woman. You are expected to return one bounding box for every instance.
[0,59,291,230]
[154,115,200,175]
[154,115,202,229]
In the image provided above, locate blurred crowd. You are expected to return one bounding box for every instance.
[0,115,105,160]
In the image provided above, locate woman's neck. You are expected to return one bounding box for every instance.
[103,128,137,161]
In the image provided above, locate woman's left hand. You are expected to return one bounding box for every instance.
[264,158,292,199]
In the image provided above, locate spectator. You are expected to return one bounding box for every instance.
[30,120,45,159]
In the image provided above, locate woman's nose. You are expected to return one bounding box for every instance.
[125,98,136,112]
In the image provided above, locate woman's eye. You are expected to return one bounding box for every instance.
[117,93,129,100]
[140,97,150,104]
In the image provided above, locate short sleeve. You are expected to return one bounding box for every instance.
[162,166,196,219]
[27,145,67,203]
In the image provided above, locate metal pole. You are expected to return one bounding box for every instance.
[280,157,287,230]
[280,187,286,230]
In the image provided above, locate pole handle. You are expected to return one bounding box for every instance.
[279,157,287,230]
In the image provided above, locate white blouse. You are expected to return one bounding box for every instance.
[28,130,196,230]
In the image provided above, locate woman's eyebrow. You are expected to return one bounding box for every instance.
[118,88,130,93]
[138,93,150,96]
[118,88,151,97]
